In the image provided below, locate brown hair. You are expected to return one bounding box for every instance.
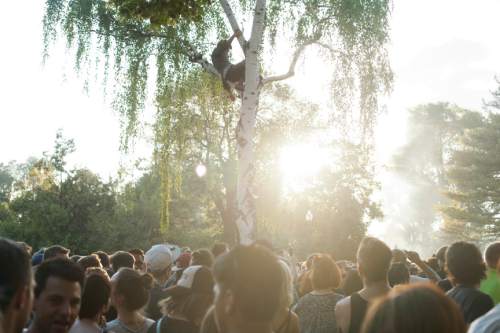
[361,284,466,333]
[484,242,500,269]
[192,249,214,268]
[79,272,111,319]
[113,268,154,311]
[43,245,70,261]
[213,244,283,322]
[311,255,341,290]
[78,254,102,272]
[446,241,486,286]
[357,237,392,283]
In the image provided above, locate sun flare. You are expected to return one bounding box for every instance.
[279,143,329,193]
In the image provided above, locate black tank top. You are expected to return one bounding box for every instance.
[348,292,369,333]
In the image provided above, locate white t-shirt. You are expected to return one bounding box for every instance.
[468,304,500,333]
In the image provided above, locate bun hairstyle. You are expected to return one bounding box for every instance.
[113,268,154,311]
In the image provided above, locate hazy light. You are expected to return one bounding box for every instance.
[196,164,207,177]
[305,210,314,222]
[279,143,329,192]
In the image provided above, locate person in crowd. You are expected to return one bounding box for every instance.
[426,256,440,274]
[31,248,45,267]
[339,269,363,296]
[361,284,466,333]
[94,252,110,269]
[77,255,102,273]
[436,246,448,278]
[468,301,500,333]
[211,243,229,259]
[435,246,453,292]
[211,244,283,333]
[0,238,33,333]
[191,249,214,268]
[110,251,135,275]
[297,253,320,297]
[129,249,146,273]
[148,265,215,333]
[294,254,342,333]
[27,258,85,333]
[165,252,192,289]
[391,249,440,283]
[446,241,494,324]
[94,251,113,278]
[106,268,155,333]
[272,261,299,333]
[480,242,500,304]
[388,263,410,287]
[144,245,173,321]
[16,242,32,256]
[43,245,70,261]
[71,256,83,263]
[335,237,392,333]
[70,271,111,333]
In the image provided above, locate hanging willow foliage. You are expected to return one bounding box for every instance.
[42,0,393,232]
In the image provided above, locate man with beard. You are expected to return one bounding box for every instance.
[27,258,84,333]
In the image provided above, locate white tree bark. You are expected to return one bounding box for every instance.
[234,0,266,244]
[218,0,247,50]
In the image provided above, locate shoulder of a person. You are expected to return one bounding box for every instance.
[475,291,494,305]
[335,295,351,312]
[468,307,500,333]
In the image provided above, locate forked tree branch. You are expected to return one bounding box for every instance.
[262,40,346,85]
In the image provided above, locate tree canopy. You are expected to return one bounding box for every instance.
[42,0,393,242]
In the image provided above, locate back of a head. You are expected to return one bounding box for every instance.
[78,254,102,272]
[192,249,214,268]
[94,251,110,268]
[110,251,135,273]
[361,284,466,333]
[79,272,111,319]
[357,237,392,283]
[388,263,410,287]
[35,258,84,298]
[436,246,448,264]
[340,269,363,296]
[0,238,31,312]
[446,241,486,286]
[211,243,229,258]
[484,242,500,269]
[213,244,283,323]
[311,254,341,291]
[112,268,153,312]
[43,245,70,261]
[391,249,407,264]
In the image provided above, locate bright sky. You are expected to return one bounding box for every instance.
[1,0,500,179]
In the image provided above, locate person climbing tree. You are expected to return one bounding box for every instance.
[211,30,245,101]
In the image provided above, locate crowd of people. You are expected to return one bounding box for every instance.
[1,236,500,333]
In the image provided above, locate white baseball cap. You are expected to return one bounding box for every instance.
[144,244,173,272]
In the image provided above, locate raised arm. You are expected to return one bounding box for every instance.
[406,251,441,283]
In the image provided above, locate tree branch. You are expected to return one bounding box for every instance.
[219,0,247,52]
[262,40,346,84]
[262,41,314,84]
[89,27,220,78]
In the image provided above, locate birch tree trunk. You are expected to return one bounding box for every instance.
[234,0,266,244]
